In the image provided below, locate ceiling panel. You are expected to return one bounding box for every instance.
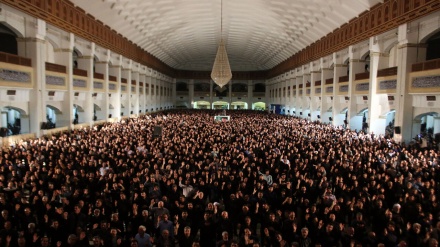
[71,0,381,71]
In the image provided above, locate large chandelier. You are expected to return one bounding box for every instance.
[211,0,232,88]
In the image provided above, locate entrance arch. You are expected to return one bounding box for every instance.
[194,101,211,109]
[252,102,266,111]
[46,104,62,128]
[413,112,439,136]
[1,106,27,135]
[382,109,396,137]
[73,104,84,124]
[231,101,247,110]
[413,112,439,148]
[212,101,229,110]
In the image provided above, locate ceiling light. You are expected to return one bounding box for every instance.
[211,0,232,88]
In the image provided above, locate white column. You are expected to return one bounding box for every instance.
[209,81,214,109]
[320,68,333,124]
[247,80,253,110]
[228,82,232,109]
[95,58,110,121]
[310,71,321,121]
[122,68,132,117]
[76,47,94,125]
[54,33,75,128]
[132,70,140,116]
[139,71,146,114]
[188,79,194,109]
[368,36,390,136]
[289,78,295,113]
[156,76,162,110]
[348,45,366,131]
[151,76,157,111]
[333,64,347,126]
[302,74,310,118]
[265,82,270,111]
[145,74,152,112]
[109,62,122,119]
[394,23,427,143]
[17,19,46,137]
[172,78,177,109]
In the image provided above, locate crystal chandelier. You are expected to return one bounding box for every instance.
[211,0,232,88]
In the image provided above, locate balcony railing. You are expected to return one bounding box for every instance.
[377,67,397,77]
[0,52,32,67]
[73,68,87,77]
[94,72,104,80]
[109,75,117,82]
[45,62,66,73]
[355,72,370,80]
[325,78,333,85]
[339,75,349,83]
[412,58,440,72]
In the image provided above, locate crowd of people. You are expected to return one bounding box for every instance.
[0,109,440,247]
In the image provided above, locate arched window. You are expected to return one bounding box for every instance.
[377,10,382,25]
[414,0,421,8]
[0,24,18,55]
[392,1,398,19]
[403,0,410,13]
[384,6,389,22]
[426,32,440,61]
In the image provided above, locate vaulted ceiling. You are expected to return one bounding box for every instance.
[70,0,383,71]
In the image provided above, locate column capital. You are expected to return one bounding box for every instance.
[54,48,73,53]
[349,59,365,63]
[370,52,389,57]
[16,37,46,44]
[78,56,95,60]
[397,43,427,49]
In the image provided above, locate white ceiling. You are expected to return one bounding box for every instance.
[70,0,382,71]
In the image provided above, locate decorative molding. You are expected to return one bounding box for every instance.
[356,82,370,91]
[339,85,349,92]
[93,81,103,89]
[412,76,440,88]
[397,43,427,49]
[73,79,86,88]
[54,48,73,53]
[370,52,389,57]
[78,56,94,60]
[16,37,46,43]
[379,80,397,90]
[0,69,31,83]
[46,75,65,86]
